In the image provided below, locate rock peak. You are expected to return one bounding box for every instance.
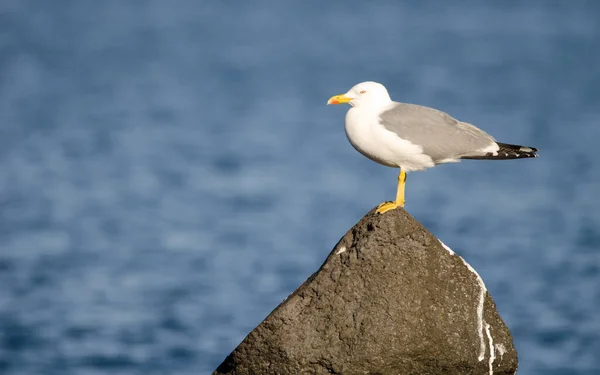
[213,208,518,375]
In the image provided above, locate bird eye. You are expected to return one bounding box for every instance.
[359,90,367,94]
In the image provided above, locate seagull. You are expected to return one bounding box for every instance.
[327,81,538,214]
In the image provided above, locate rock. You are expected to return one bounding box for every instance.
[212,208,518,375]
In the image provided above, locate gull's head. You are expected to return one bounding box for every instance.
[327,81,392,108]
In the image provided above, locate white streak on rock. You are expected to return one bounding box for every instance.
[438,239,487,362]
[461,255,487,361]
[438,240,455,255]
[335,246,347,255]
[485,322,495,375]
[495,343,506,360]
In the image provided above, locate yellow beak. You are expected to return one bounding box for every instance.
[327,94,352,105]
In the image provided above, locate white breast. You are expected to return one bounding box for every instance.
[344,107,435,172]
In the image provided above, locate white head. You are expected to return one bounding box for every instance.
[327,81,392,108]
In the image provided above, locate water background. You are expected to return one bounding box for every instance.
[1,1,599,374]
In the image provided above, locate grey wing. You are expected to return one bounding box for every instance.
[379,103,497,161]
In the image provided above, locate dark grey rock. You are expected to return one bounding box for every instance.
[213,208,518,375]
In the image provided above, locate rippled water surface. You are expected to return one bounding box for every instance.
[1,1,599,374]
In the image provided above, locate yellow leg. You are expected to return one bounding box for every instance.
[376,169,406,214]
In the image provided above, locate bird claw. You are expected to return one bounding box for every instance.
[376,201,404,214]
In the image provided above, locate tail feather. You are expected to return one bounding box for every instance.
[462,142,538,160]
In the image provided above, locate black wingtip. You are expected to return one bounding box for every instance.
[461,142,539,160]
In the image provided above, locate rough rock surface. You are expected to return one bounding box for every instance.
[213,208,518,375]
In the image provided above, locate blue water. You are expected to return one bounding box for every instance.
[0,1,599,374]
